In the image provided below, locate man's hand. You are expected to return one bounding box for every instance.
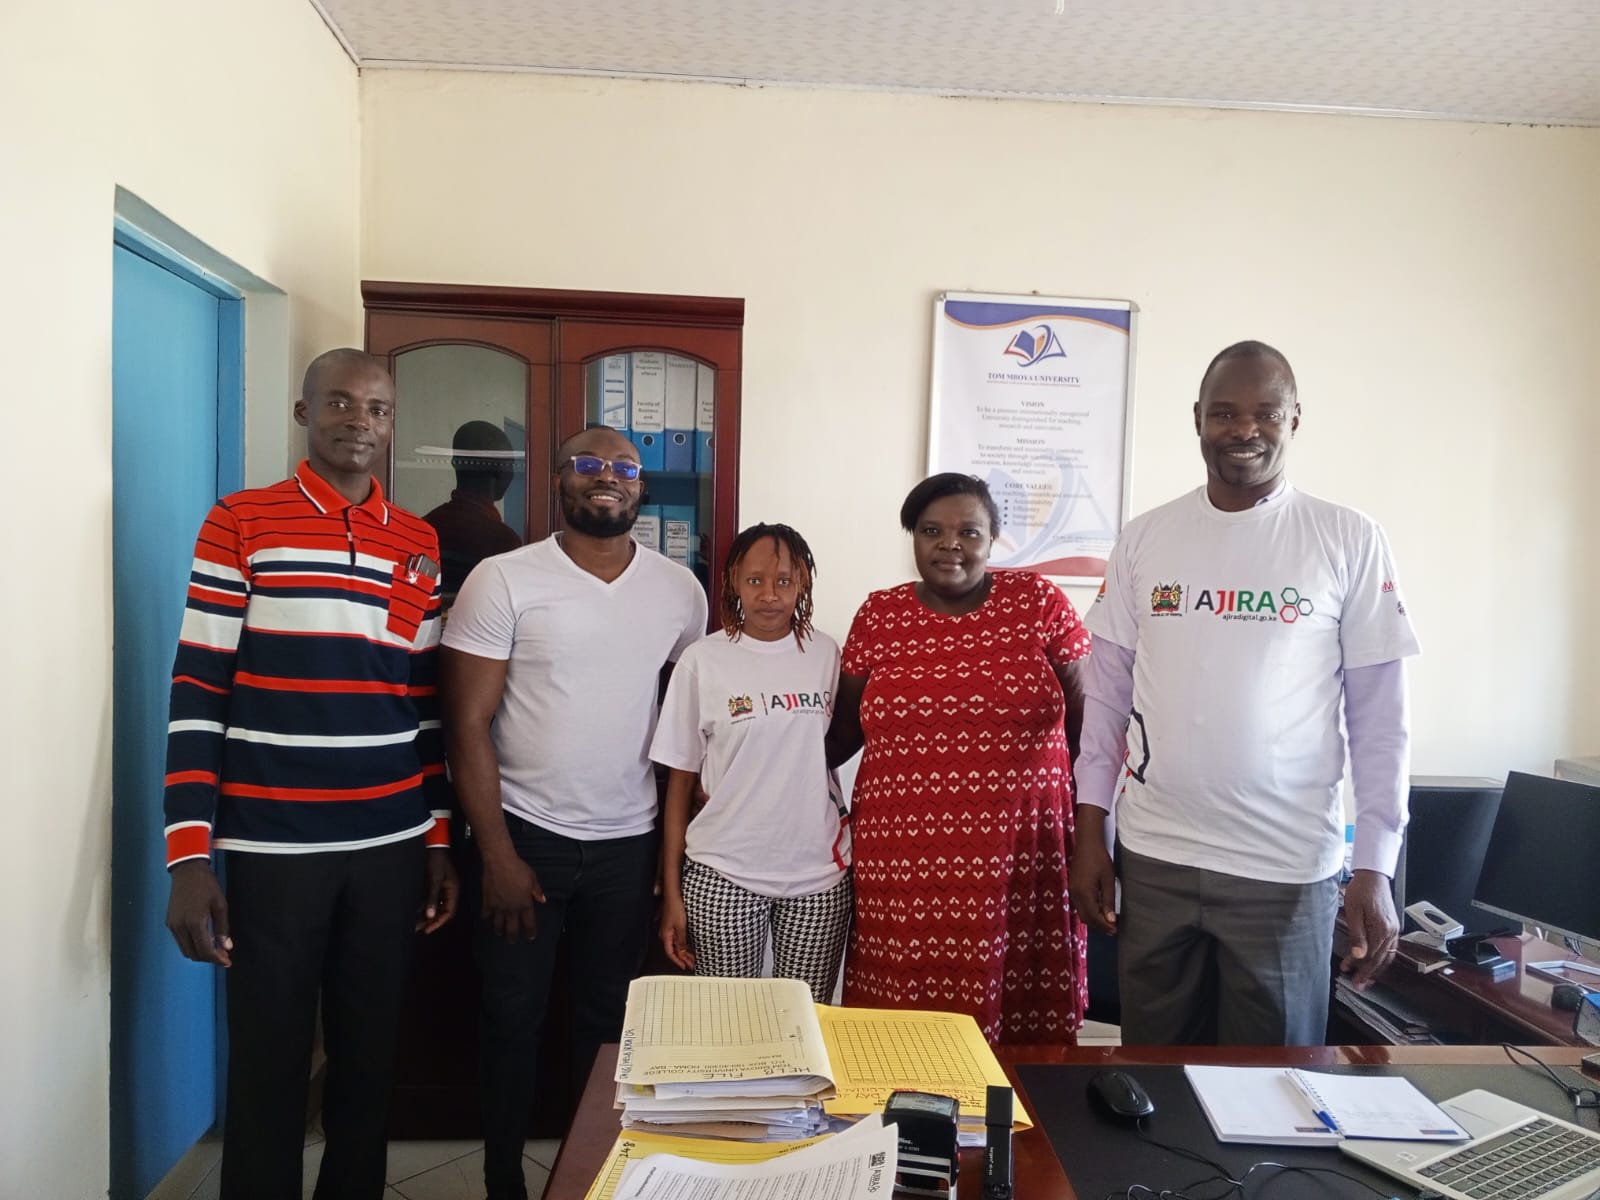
[480,850,544,942]
[166,861,232,966]
[417,848,460,933]
[659,894,696,971]
[1340,869,1400,989]
[1069,839,1119,936]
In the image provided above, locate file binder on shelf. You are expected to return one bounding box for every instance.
[632,506,662,553]
[628,352,666,471]
[694,362,716,473]
[663,355,697,473]
[661,505,695,569]
[600,354,630,438]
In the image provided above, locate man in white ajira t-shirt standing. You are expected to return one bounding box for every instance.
[1071,340,1419,1045]
[440,425,706,1200]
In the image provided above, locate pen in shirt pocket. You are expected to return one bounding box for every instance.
[404,553,441,585]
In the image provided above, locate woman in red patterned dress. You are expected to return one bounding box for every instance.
[826,474,1091,1044]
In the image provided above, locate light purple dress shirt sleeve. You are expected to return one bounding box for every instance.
[1075,639,1135,855]
[1344,658,1410,878]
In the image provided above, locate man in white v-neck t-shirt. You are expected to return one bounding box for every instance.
[1072,341,1420,1046]
[441,426,705,1200]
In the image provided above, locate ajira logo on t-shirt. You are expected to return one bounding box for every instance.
[1149,582,1316,624]
[725,690,834,721]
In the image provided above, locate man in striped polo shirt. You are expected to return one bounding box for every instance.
[163,349,459,1200]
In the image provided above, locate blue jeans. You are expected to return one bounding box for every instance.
[475,816,657,1200]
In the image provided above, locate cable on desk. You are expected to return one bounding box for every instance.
[1134,1119,1235,1182]
[1099,1120,1401,1200]
[1500,1043,1600,1109]
[1236,1161,1401,1197]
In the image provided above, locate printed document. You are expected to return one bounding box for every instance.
[583,1130,829,1200]
[610,1114,896,1200]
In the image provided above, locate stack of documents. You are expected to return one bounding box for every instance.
[1185,1065,1469,1147]
[613,975,1032,1146]
[1333,977,1440,1045]
[615,976,837,1141]
[593,1115,897,1200]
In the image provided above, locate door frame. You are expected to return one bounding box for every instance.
[110,215,247,1199]
[113,217,246,493]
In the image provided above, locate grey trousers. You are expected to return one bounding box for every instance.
[1116,844,1339,1046]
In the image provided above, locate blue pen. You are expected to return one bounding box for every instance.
[1285,1070,1342,1135]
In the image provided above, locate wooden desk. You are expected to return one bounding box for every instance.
[541,1043,1594,1200]
[1332,925,1595,1046]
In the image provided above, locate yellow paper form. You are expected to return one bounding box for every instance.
[582,1130,827,1200]
[815,1004,1032,1130]
[616,976,834,1088]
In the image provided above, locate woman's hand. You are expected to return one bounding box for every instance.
[660,894,696,970]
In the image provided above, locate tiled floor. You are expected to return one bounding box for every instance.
[176,1130,562,1200]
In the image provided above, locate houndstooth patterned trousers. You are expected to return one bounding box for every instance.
[681,858,854,1003]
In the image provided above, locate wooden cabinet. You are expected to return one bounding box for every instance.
[365,283,742,617]
[363,282,743,1136]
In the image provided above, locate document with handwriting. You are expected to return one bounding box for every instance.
[616,976,834,1090]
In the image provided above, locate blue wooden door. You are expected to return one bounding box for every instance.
[111,239,242,1199]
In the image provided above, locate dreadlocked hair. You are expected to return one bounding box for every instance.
[719,523,817,647]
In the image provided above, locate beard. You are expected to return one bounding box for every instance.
[561,481,641,537]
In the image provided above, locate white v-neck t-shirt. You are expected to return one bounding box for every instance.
[650,630,848,897]
[1083,484,1419,883]
[443,535,707,839]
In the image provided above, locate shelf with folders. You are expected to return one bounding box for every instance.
[399,447,529,474]
[585,350,716,590]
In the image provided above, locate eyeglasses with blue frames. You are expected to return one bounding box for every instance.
[559,454,643,481]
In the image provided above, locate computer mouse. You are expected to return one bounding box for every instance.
[1553,983,1587,1012]
[1087,1069,1156,1121]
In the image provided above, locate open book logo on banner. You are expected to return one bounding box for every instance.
[1002,324,1067,368]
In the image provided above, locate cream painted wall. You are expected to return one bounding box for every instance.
[0,2,359,1194]
[363,70,1600,781]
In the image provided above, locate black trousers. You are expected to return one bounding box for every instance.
[219,837,425,1200]
[475,817,657,1200]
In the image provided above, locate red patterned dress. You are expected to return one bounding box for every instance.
[840,570,1091,1044]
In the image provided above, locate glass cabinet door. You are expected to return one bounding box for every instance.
[367,310,554,611]
[583,351,716,592]
[558,319,741,625]
[391,345,529,601]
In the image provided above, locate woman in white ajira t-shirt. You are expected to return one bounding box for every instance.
[650,523,852,1003]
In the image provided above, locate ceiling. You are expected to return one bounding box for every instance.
[312,0,1600,127]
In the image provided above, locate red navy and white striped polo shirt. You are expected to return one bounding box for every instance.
[163,461,450,867]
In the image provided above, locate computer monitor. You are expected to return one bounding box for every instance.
[1473,770,1600,949]
[1393,776,1503,934]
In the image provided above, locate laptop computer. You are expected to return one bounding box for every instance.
[1341,1089,1600,1200]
